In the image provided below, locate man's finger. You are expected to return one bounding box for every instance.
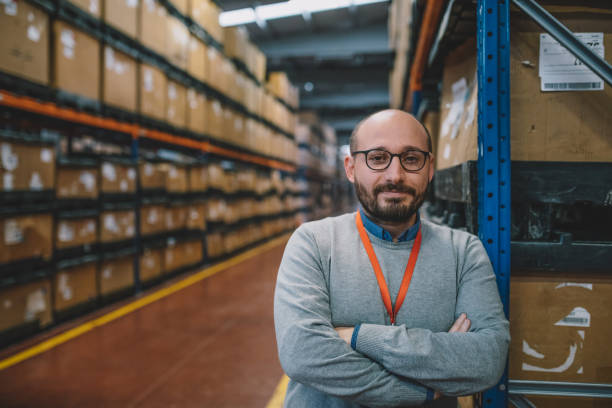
[460,318,471,333]
[449,313,466,333]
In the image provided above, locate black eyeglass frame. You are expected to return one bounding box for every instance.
[351,148,432,172]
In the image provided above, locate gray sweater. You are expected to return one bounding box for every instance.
[274,212,510,407]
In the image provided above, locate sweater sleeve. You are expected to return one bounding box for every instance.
[353,235,510,396]
[274,226,429,407]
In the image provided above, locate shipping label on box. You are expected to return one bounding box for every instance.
[55,217,97,249]
[54,262,97,311]
[0,213,52,264]
[0,279,52,332]
[100,162,136,193]
[0,141,55,192]
[100,210,135,242]
[138,63,166,121]
[56,167,98,199]
[103,46,137,112]
[140,205,165,235]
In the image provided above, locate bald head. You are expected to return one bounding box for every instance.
[349,109,432,154]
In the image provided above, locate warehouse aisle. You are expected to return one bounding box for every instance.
[0,238,289,408]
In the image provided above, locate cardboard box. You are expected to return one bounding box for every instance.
[509,272,612,384]
[187,35,207,83]
[99,255,134,295]
[160,163,188,193]
[188,165,208,192]
[200,0,222,44]
[0,0,49,84]
[70,0,101,17]
[166,16,189,70]
[0,213,52,264]
[186,88,208,134]
[100,161,137,193]
[52,20,100,101]
[206,231,223,258]
[422,111,440,156]
[55,216,97,249]
[102,46,137,111]
[186,203,206,230]
[0,141,55,192]
[206,98,224,139]
[168,0,187,15]
[0,279,52,332]
[140,204,165,235]
[53,262,97,312]
[138,0,167,55]
[56,166,99,199]
[104,0,139,38]
[139,161,165,190]
[224,26,248,62]
[165,204,188,231]
[138,63,166,121]
[166,80,187,129]
[183,240,202,265]
[140,248,163,282]
[99,209,135,243]
[206,46,223,91]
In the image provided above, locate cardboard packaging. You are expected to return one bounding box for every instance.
[0,141,55,192]
[70,0,101,17]
[0,279,52,333]
[165,204,188,231]
[422,111,440,156]
[100,161,137,193]
[0,213,52,264]
[140,204,165,235]
[138,0,167,55]
[206,231,223,258]
[160,163,188,193]
[99,209,135,243]
[183,239,202,265]
[186,88,208,134]
[0,0,49,84]
[52,20,100,101]
[188,165,208,192]
[55,216,97,249]
[164,239,202,271]
[99,255,135,295]
[139,161,165,190]
[201,0,223,44]
[166,80,187,129]
[104,0,139,38]
[206,98,225,139]
[102,46,137,111]
[56,166,99,199]
[188,35,207,83]
[186,203,206,230]
[168,0,187,15]
[224,26,248,62]
[205,46,223,91]
[509,272,612,385]
[53,262,97,312]
[138,63,166,121]
[166,16,189,70]
[140,248,163,282]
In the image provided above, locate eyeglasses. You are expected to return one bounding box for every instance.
[352,148,431,172]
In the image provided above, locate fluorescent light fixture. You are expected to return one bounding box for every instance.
[219,0,388,27]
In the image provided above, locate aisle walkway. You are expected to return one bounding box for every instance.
[0,237,289,408]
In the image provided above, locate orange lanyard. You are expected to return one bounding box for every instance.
[355,213,422,325]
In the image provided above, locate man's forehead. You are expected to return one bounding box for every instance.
[355,112,428,149]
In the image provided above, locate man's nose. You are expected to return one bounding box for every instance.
[384,156,404,182]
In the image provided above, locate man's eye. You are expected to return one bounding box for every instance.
[370,154,387,162]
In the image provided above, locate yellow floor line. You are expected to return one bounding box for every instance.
[265,375,289,408]
[0,234,291,372]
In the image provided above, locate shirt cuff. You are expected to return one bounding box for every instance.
[350,323,362,350]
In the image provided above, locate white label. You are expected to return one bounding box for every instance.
[102,163,116,181]
[169,166,178,179]
[58,274,73,301]
[212,101,222,116]
[555,282,593,291]
[443,143,451,160]
[24,289,46,322]
[2,143,18,171]
[126,225,134,237]
[120,180,128,191]
[40,148,53,163]
[105,47,115,70]
[4,219,23,244]
[144,163,153,176]
[30,172,43,190]
[190,209,199,220]
[465,96,476,128]
[27,25,41,42]
[127,168,136,180]
[523,343,578,373]
[104,214,119,233]
[145,0,155,11]
[79,171,96,191]
[147,209,158,224]
[555,306,591,328]
[27,11,33,22]
[143,69,154,92]
[102,267,112,279]
[4,0,17,16]
[3,173,14,191]
[168,83,177,100]
[539,33,605,91]
[126,0,137,8]
[3,299,12,309]
[58,222,75,242]
[85,220,96,233]
[89,0,99,14]
[61,29,76,60]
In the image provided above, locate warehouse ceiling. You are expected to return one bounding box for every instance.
[218,0,393,146]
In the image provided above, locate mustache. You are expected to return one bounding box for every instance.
[373,183,416,196]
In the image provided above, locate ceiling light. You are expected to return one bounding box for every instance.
[219,0,389,27]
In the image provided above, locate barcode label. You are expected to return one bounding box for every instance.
[561,317,589,325]
[544,82,602,90]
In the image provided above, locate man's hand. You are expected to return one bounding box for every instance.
[433,313,471,399]
[335,327,354,345]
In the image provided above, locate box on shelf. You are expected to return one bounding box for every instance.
[188,164,208,192]
[206,98,224,140]
[102,46,137,112]
[183,239,203,265]
[140,248,163,282]
[168,0,187,15]
[71,0,101,18]
[188,35,207,83]
[199,0,223,44]
[186,89,208,134]
[140,204,165,236]
[52,20,100,101]
[55,217,97,249]
[165,203,188,231]
[187,202,206,230]
[0,141,55,193]
[100,161,137,193]
[0,213,52,264]
[139,161,165,190]
[0,279,52,333]
[99,209,135,243]
[224,26,248,63]
[103,0,138,38]
[166,80,187,129]
[138,63,166,121]
[56,165,98,199]
[53,262,97,312]
[0,0,49,85]
[99,255,135,295]
[159,163,188,193]
[509,272,612,384]
[138,0,167,55]
[205,46,223,91]
[166,16,189,70]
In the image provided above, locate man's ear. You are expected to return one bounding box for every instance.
[344,155,355,183]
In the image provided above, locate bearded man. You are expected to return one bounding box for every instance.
[274,109,509,407]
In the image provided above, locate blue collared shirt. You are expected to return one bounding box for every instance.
[359,209,420,242]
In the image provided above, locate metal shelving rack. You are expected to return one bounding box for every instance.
[402,0,612,406]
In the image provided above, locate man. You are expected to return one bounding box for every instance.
[274,109,509,407]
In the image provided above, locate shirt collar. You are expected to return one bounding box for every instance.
[359,208,420,242]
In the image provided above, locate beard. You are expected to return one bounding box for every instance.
[354,178,427,223]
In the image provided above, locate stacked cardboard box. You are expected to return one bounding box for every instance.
[0,213,53,264]
[99,254,135,296]
[53,261,97,313]
[104,0,138,38]
[0,140,55,193]
[0,279,53,333]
